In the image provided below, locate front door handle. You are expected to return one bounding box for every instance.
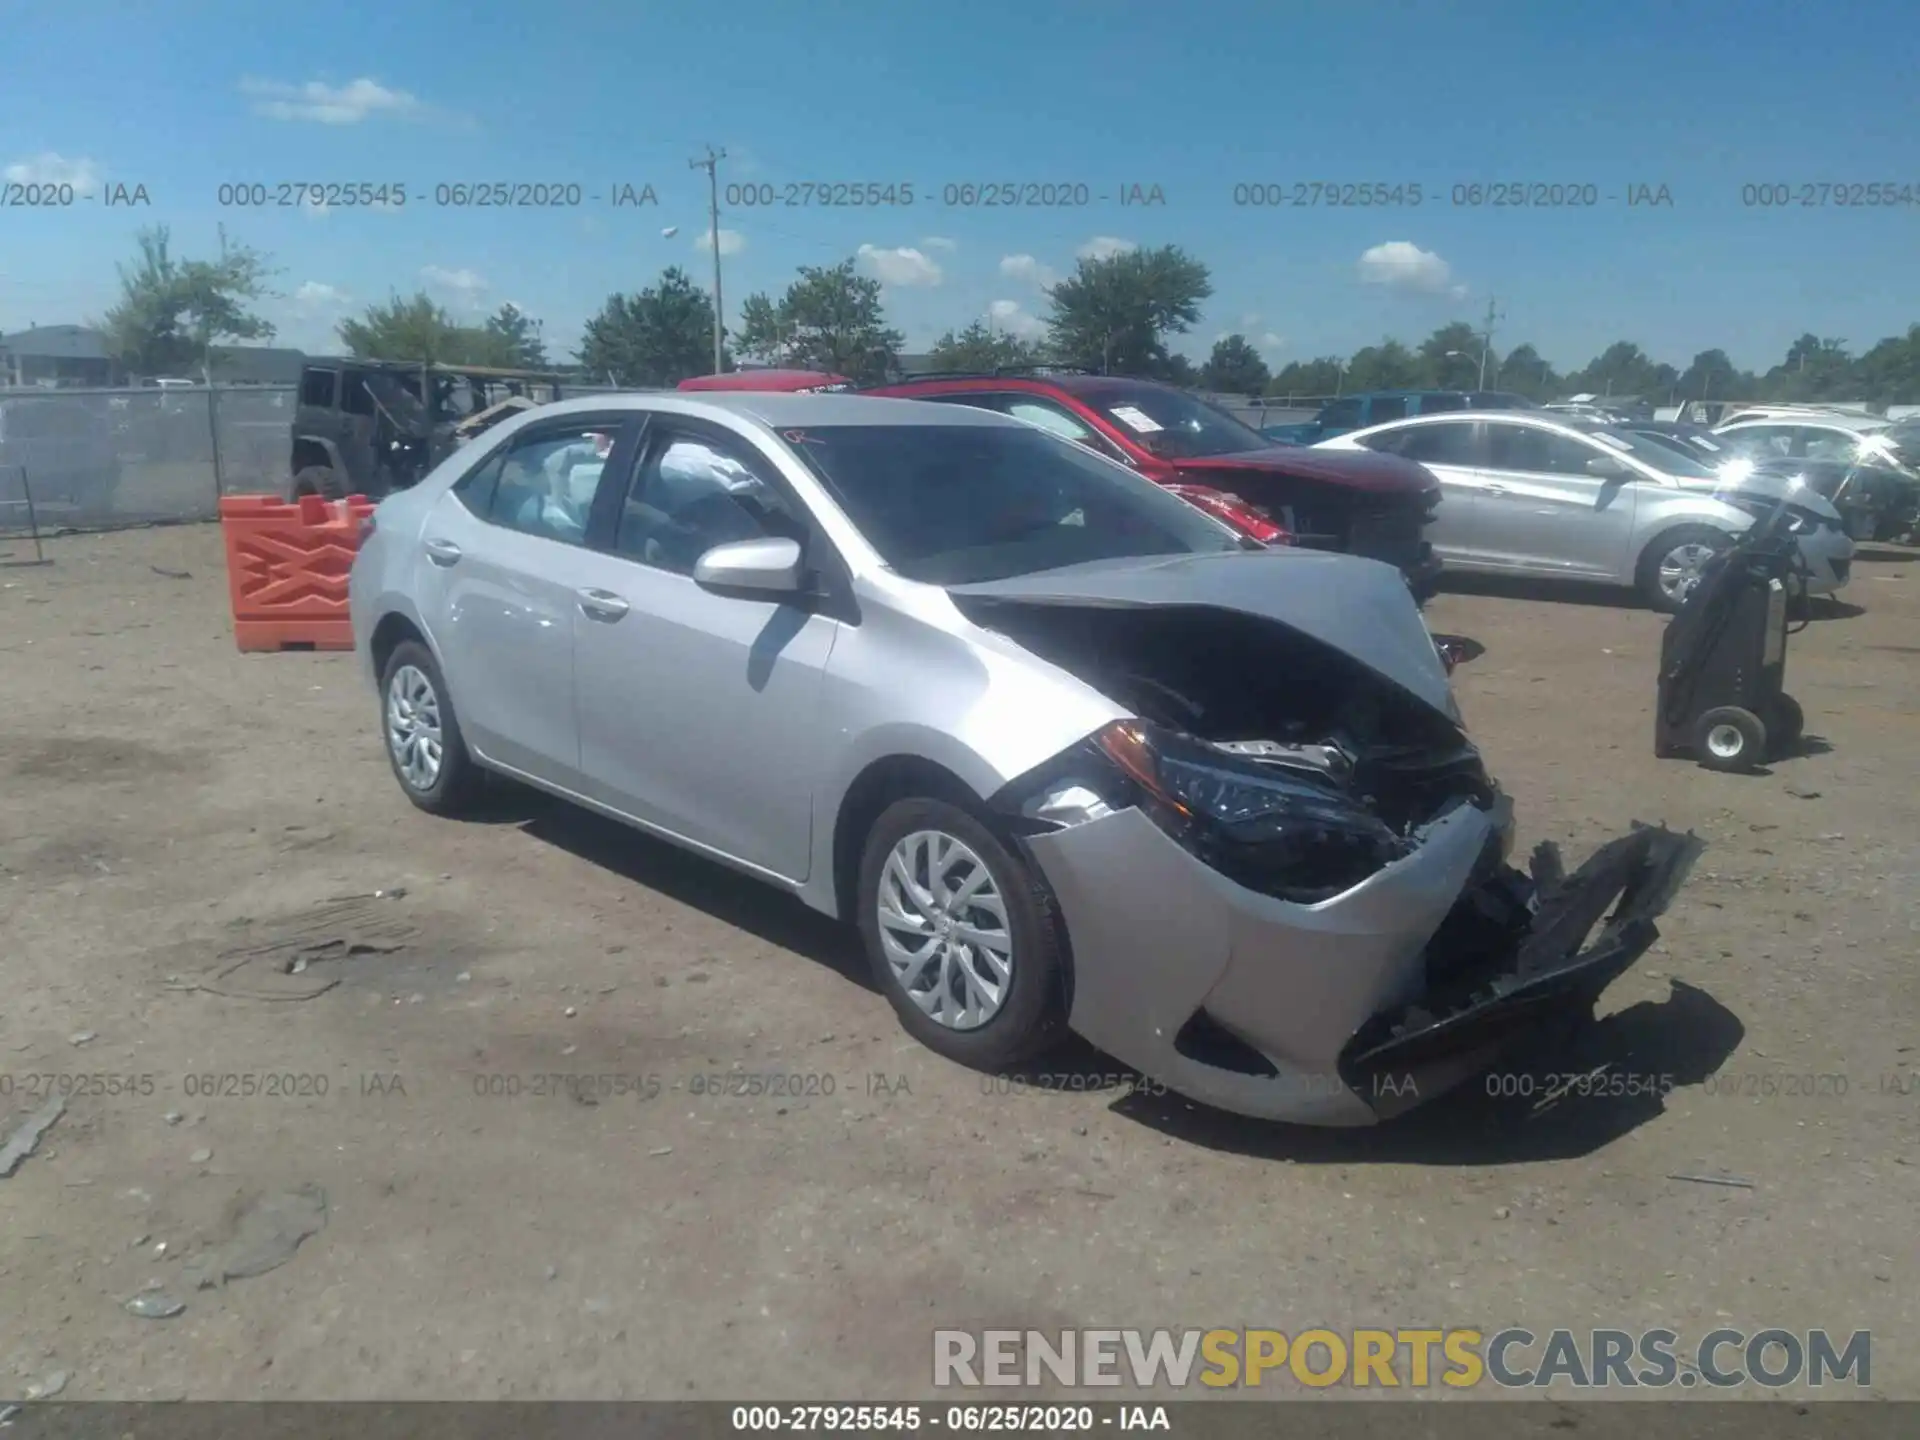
[423,537,463,566]
[1482,483,1508,495]
[576,588,630,622]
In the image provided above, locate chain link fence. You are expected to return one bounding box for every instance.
[0,385,296,534]
[0,381,1333,536]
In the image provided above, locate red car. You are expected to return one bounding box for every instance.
[863,371,1442,591]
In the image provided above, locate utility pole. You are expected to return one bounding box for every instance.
[690,146,727,373]
[1478,296,1503,390]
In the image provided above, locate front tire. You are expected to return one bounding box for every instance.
[1639,525,1732,613]
[1694,705,1767,774]
[379,640,483,815]
[292,465,343,500]
[856,797,1067,1070]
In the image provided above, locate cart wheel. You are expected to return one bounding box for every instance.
[1768,694,1805,751]
[1694,706,1768,773]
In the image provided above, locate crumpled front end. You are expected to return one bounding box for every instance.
[963,577,1701,1126]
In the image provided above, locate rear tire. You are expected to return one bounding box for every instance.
[291,465,342,500]
[1767,693,1805,752]
[857,797,1067,1070]
[379,640,484,815]
[1638,525,1733,613]
[1693,706,1767,774]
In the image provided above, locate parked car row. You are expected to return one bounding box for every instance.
[351,388,1703,1128]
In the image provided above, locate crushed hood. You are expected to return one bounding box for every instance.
[948,549,1458,720]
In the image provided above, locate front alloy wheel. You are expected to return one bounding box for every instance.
[876,829,1015,1030]
[1656,540,1720,608]
[856,796,1066,1069]
[387,664,444,792]
[377,639,483,815]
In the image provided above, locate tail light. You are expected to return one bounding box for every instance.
[1163,483,1291,545]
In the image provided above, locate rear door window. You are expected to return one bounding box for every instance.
[1366,396,1409,422]
[1391,421,1481,466]
[300,369,338,408]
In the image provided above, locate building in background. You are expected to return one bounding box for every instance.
[0,325,119,387]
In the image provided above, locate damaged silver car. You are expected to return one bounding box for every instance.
[349,392,1702,1126]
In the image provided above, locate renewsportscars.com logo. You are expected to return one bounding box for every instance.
[933,1328,1871,1390]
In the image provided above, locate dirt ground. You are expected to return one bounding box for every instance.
[1,523,1916,1403]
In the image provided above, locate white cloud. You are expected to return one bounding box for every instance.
[1356,241,1454,294]
[422,265,487,293]
[1260,332,1286,352]
[695,228,745,256]
[1077,236,1137,261]
[239,77,425,125]
[1240,312,1262,329]
[1449,283,1470,300]
[3,152,100,196]
[856,244,943,287]
[998,253,1057,289]
[293,281,348,312]
[987,299,1046,340]
[921,235,957,251]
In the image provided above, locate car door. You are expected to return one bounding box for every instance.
[1361,420,1488,563]
[1475,422,1641,577]
[566,420,844,882]
[412,413,639,790]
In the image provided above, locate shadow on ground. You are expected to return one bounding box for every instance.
[508,787,871,990]
[1021,980,1744,1167]
[1437,573,1645,611]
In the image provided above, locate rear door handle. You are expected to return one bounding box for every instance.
[423,537,463,566]
[576,588,630,622]
[1482,483,1508,495]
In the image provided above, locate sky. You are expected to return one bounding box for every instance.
[2,0,1916,375]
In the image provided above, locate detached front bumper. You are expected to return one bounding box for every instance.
[1025,802,1701,1126]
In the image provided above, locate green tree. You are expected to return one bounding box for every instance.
[1677,349,1740,402]
[1852,325,1920,404]
[1414,322,1489,389]
[96,225,278,378]
[926,319,1043,373]
[1563,341,1676,399]
[484,303,548,368]
[1492,343,1556,399]
[1200,334,1270,396]
[1044,245,1211,376]
[1343,339,1425,392]
[337,292,515,366]
[1266,357,1346,398]
[576,267,721,387]
[753,260,902,384]
[733,292,787,366]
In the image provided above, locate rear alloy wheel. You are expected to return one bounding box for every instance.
[857,797,1066,1069]
[1639,525,1732,613]
[380,640,483,815]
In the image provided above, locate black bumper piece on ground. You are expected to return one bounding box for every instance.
[1338,823,1705,1118]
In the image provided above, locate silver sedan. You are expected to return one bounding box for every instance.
[350,392,1699,1125]
[1316,412,1854,611]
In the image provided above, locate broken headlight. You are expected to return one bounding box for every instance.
[1041,720,1410,902]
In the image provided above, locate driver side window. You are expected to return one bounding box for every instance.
[616,433,804,576]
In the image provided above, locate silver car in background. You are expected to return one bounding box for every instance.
[1316,411,1854,611]
[349,392,1699,1126]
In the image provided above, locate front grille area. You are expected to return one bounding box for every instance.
[1346,505,1431,571]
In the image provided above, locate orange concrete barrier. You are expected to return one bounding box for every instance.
[220,493,375,652]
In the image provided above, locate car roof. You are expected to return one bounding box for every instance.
[1719,413,1885,431]
[873,372,1181,397]
[534,389,1021,430]
[677,369,851,391]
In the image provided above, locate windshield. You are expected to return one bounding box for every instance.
[1074,382,1271,459]
[1588,425,1721,478]
[782,422,1243,584]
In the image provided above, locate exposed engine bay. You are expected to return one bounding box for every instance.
[959,598,1494,834]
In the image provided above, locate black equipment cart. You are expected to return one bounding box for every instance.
[1653,502,1808,772]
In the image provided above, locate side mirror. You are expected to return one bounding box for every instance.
[692,536,807,595]
[1586,455,1627,479]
